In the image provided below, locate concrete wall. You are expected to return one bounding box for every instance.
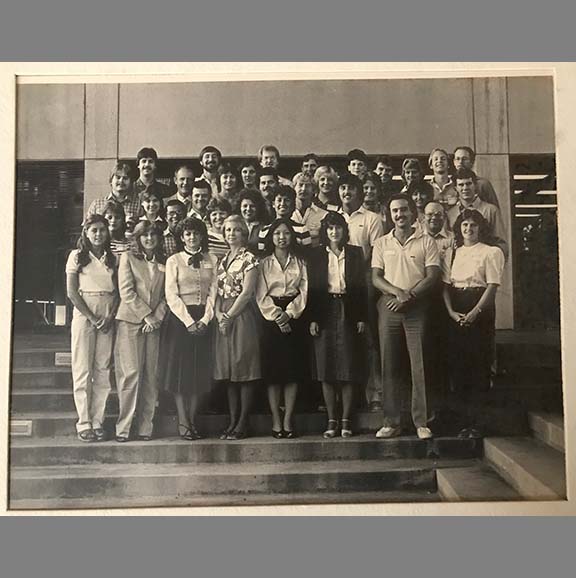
[15,76,556,330]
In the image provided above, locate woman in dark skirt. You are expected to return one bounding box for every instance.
[443,209,505,438]
[159,217,218,440]
[256,218,309,438]
[213,215,262,440]
[308,212,367,438]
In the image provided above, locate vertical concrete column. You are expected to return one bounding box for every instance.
[84,84,119,213]
[473,78,514,329]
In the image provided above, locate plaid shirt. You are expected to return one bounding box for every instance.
[86,192,141,224]
[163,228,180,257]
[134,178,172,200]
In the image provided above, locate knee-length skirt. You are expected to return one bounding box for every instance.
[213,298,262,383]
[313,297,365,384]
[158,305,213,396]
[261,296,309,385]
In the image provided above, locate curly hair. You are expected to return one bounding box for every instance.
[236,188,268,223]
[175,216,209,253]
[75,214,115,272]
[453,209,491,247]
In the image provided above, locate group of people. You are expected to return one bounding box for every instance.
[66,144,507,443]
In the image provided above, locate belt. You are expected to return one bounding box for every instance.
[452,286,485,292]
[328,293,345,299]
[79,290,115,296]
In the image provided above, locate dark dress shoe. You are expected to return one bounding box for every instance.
[115,435,130,443]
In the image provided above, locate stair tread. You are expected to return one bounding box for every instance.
[437,465,521,501]
[484,437,566,498]
[529,411,564,429]
[9,489,439,510]
[11,457,479,479]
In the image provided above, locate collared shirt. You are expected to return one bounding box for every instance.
[165,251,218,327]
[163,228,180,257]
[371,228,441,291]
[164,192,192,213]
[139,215,167,230]
[256,253,308,321]
[86,192,141,224]
[425,228,455,279]
[446,242,505,288]
[447,196,506,241]
[431,177,459,207]
[188,208,210,223]
[314,195,340,212]
[217,247,259,299]
[134,178,172,200]
[201,170,221,197]
[257,219,312,253]
[327,246,346,294]
[338,206,385,260]
[65,249,116,293]
[292,204,328,247]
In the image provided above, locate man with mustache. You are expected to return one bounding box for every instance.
[199,145,222,197]
[372,194,441,440]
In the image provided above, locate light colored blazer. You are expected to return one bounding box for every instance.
[116,251,167,325]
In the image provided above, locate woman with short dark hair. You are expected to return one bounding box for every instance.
[159,217,218,440]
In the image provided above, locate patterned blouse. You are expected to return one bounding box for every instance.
[217,247,259,299]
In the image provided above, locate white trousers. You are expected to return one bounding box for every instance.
[114,320,160,437]
[71,294,114,433]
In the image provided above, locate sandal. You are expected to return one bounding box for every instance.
[341,419,353,438]
[78,429,96,443]
[283,430,297,439]
[227,430,248,440]
[323,420,338,439]
[93,428,106,442]
[272,429,284,439]
[219,425,236,440]
[178,424,197,441]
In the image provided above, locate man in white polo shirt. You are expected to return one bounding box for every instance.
[338,173,385,262]
[372,195,441,439]
[291,172,328,247]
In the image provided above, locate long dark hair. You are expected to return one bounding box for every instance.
[263,217,301,258]
[453,209,491,247]
[318,211,350,249]
[130,221,166,264]
[101,201,127,240]
[76,214,116,272]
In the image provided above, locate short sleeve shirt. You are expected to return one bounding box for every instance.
[371,229,441,291]
[65,249,115,292]
[217,248,259,298]
[447,243,505,288]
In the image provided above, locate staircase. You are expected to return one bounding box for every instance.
[9,332,565,510]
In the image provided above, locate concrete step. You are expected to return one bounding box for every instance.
[437,465,521,502]
[9,489,440,511]
[9,457,476,504]
[484,437,566,500]
[11,367,74,389]
[12,350,71,368]
[9,434,482,467]
[11,389,119,413]
[528,411,565,452]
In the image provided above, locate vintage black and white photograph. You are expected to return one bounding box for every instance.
[4,66,568,512]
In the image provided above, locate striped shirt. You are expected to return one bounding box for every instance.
[257,219,312,254]
[110,237,132,256]
[208,231,229,261]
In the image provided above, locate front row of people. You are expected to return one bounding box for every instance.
[66,196,504,443]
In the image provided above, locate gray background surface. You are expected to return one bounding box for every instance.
[2,0,575,576]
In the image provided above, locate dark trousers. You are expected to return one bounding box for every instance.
[377,295,430,428]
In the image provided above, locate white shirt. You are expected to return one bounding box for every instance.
[371,228,440,291]
[65,250,116,293]
[447,242,505,288]
[327,246,346,294]
[339,206,385,259]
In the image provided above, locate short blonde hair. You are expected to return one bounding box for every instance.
[313,165,338,185]
[222,214,249,243]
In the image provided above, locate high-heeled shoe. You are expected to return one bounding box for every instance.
[323,419,338,439]
[178,424,198,441]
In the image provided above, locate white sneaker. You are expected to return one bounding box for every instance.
[375,426,400,439]
[416,427,433,440]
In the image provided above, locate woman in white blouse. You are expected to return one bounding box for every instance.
[158,217,218,440]
[256,218,308,438]
[443,208,505,438]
